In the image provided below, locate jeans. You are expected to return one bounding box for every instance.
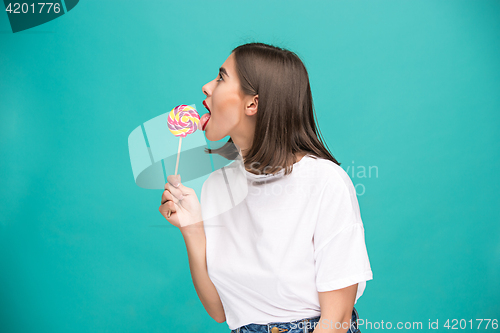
[231,307,361,333]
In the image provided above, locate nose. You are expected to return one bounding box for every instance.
[202,81,211,97]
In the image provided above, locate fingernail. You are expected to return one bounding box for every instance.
[173,182,179,188]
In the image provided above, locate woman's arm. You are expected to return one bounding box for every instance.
[181,223,226,323]
[313,284,358,333]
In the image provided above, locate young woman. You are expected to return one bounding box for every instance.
[159,43,373,333]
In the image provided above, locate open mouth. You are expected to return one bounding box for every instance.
[201,100,211,131]
[203,100,211,113]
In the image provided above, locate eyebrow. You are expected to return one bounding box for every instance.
[219,67,229,78]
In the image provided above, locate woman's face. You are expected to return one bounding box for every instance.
[201,53,257,146]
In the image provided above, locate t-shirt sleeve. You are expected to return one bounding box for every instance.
[313,173,373,294]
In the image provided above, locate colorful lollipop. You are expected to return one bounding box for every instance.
[167,104,200,175]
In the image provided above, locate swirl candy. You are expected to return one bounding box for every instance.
[167,105,200,138]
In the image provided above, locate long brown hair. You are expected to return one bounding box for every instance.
[205,42,341,176]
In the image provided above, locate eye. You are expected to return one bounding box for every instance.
[217,73,223,82]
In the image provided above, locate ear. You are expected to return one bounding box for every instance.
[245,95,258,116]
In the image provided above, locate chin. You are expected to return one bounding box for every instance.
[205,133,216,141]
[204,130,221,142]
[205,127,227,142]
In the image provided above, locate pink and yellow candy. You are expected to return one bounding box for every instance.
[167,105,200,138]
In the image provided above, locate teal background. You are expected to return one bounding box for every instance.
[1,0,499,332]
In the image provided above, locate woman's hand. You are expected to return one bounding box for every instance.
[159,175,203,228]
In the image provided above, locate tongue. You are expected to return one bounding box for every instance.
[200,113,211,131]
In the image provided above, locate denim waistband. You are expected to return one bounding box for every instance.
[231,307,360,333]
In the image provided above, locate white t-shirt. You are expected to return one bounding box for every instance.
[200,154,373,330]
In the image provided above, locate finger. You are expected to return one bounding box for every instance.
[160,200,177,215]
[166,201,177,216]
[161,189,178,205]
[167,175,181,188]
[161,191,170,205]
[165,182,185,201]
[166,175,190,194]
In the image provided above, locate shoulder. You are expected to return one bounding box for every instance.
[305,155,353,189]
[307,156,362,222]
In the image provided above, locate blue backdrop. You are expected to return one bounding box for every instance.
[1,0,499,332]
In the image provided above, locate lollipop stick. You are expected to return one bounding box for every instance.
[174,137,182,176]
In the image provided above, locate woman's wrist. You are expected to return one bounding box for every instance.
[179,221,205,237]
